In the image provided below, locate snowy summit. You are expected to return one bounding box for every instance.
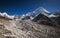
[0,12,15,19]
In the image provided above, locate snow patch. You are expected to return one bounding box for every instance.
[48,14,59,18]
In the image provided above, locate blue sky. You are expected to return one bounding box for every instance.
[0,0,60,15]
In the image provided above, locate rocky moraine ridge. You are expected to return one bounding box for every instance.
[0,7,60,38]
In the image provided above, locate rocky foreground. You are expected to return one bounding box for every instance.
[0,18,60,38]
[0,7,60,38]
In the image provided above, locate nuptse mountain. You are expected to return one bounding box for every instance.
[0,7,60,38]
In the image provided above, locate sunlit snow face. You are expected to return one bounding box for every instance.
[0,12,15,19]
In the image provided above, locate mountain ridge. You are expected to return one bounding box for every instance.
[0,7,60,38]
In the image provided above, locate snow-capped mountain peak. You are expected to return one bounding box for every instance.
[39,7,50,13]
[19,7,51,20]
[0,12,15,19]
